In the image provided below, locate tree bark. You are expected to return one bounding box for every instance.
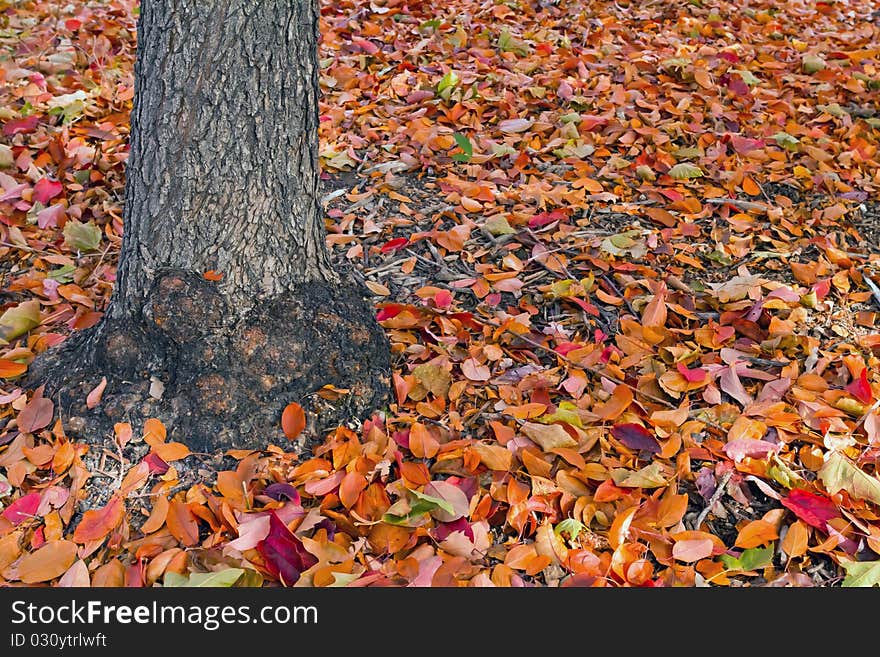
[29,0,390,452]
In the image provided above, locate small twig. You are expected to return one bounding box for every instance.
[600,273,637,316]
[693,471,733,531]
[705,198,770,212]
[863,274,880,310]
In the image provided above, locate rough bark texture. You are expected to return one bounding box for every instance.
[28,0,390,452]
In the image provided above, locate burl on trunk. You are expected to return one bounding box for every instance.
[29,0,390,451]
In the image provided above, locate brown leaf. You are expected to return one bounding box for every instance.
[18,388,54,433]
[18,540,77,583]
[521,422,577,451]
[470,442,513,471]
[281,402,306,440]
[166,500,199,547]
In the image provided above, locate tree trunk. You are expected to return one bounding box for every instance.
[29,0,390,452]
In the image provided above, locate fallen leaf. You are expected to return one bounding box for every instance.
[281,402,306,440]
[18,540,77,583]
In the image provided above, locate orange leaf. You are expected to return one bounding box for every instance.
[368,523,411,554]
[18,540,77,583]
[152,441,190,463]
[141,495,170,535]
[0,359,27,378]
[216,471,246,506]
[143,418,167,444]
[694,68,713,89]
[734,519,779,549]
[73,495,124,543]
[608,505,638,550]
[742,176,761,196]
[400,461,431,487]
[339,472,368,509]
[593,384,633,421]
[780,520,809,558]
[656,492,689,528]
[281,402,306,440]
[166,500,199,547]
[409,422,439,459]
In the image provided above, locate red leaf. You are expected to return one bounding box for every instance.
[676,361,707,382]
[376,304,404,321]
[780,489,840,531]
[381,237,408,253]
[143,453,169,475]
[846,368,873,404]
[72,495,124,543]
[1,492,41,526]
[528,210,567,229]
[3,115,41,136]
[611,424,661,455]
[812,278,831,300]
[33,178,63,205]
[566,296,600,316]
[256,512,318,586]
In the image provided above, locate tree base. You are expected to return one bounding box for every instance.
[27,270,391,453]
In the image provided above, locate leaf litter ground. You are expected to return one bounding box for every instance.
[2,0,880,586]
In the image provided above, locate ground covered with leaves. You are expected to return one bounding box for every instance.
[2,0,880,587]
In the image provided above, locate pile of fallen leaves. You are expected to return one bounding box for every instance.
[3,0,880,586]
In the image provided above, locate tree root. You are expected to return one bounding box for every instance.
[27,269,391,453]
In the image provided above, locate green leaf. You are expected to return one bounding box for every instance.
[661,57,691,71]
[328,571,361,587]
[735,69,761,86]
[802,54,826,74]
[48,264,75,283]
[817,103,847,118]
[419,19,441,32]
[554,518,586,543]
[0,300,40,345]
[163,568,245,587]
[452,132,472,162]
[538,401,583,428]
[437,70,459,100]
[719,544,774,571]
[63,220,102,252]
[668,162,704,179]
[771,131,800,150]
[672,146,704,159]
[409,488,455,516]
[484,215,516,236]
[841,560,880,587]
[818,451,880,506]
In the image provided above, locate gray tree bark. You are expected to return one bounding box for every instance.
[114,0,334,320]
[30,0,390,452]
